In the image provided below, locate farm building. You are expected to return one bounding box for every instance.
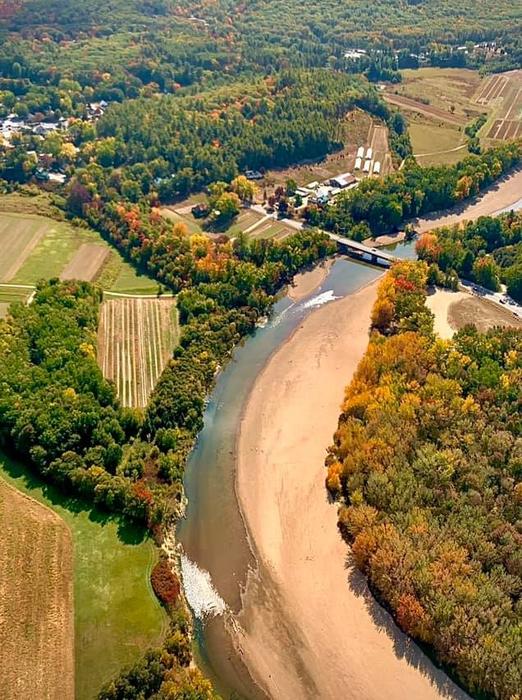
[373,161,381,174]
[354,157,362,170]
[357,146,365,158]
[329,172,356,189]
[363,160,371,173]
[366,147,373,159]
[309,186,331,205]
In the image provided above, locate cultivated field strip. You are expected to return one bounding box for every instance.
[97,297,178,408]
[0,479,74,700]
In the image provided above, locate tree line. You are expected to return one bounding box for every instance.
[327,260,522,700]
[416,211,522,300]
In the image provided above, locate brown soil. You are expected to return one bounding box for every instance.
[0,478,74,700]
[60,243,111,282]
[448,296,522,333]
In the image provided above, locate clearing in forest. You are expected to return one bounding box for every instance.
[98,297,179,408]
[0,478,74,700]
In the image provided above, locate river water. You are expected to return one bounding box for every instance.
[177,244,415,699]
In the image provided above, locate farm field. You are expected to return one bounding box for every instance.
[0,201,159,294]
[384,92,468,126]
[0,452,167,700]
[389,68,484,121]
[0,286,33,318]
[98,297,179,408]
[59,243,110,281]
[408,113,468,166]
[480,70,522,141]
[0,478,74,700]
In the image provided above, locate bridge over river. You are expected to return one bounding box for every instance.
[326,232,399,266]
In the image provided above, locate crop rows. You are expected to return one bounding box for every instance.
[97,297,178,408]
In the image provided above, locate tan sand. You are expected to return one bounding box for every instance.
[235,279,469,700]
[287,258,333,301]
[426,288,469,339]
[415,168,522,233]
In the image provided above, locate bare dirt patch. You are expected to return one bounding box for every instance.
[448,296,522,333]
[0,478,74,700]
[60,243,110,282]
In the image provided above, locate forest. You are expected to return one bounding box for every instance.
[327,260,522,700]
[0,224,333,528]
[416,212,522,300]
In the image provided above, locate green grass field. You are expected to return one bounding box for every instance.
[0,452,167,700]
[408,114,468,165]
[0,200,160,295]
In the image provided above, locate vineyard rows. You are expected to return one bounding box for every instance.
[97,297,178,408]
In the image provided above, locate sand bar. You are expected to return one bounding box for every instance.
[235,278,470,700]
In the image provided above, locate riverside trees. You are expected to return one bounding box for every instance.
[315,141,522,237]
[327,261,522,700]
[416,211,522,298]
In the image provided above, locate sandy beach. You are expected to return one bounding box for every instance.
[287,258,334,301]
[234,278,469,700]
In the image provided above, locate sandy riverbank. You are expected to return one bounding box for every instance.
[234,278,469,700]
[415,167,522,233]
[426,288,469,339]
[287,258,334,302]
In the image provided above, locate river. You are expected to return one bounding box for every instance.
[177,253,410,699]
[177,168,522,700]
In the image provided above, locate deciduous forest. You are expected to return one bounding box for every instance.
[327,261,522,700]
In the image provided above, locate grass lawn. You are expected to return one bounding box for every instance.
[0,452,168,700]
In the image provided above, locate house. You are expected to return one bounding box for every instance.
[309,186,331,205]
[363,160,371,173]
[365,147,373,160]
[329,172,356,189]
[245,169,263,180]
[372,161,381,175]
[357,146,365,159]
[354,157,362,170]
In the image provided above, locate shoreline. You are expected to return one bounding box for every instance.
[232,277,470,700]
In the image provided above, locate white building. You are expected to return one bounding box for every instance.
[354,157,362,170]
[363,160,371,173]
[357,145,365,159]
[366,147,373,159]
[373,161,381,174]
